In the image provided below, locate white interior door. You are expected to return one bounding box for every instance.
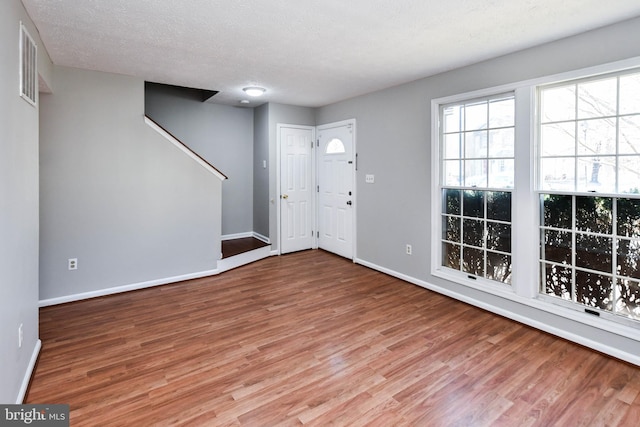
[318,122,354,259]
[279,126,314,254]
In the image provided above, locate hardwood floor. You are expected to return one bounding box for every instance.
[27,250,640,426]
[222,237,269,259]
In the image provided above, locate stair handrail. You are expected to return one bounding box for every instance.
[144,115,228,181]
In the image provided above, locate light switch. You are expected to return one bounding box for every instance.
[365,174,375,184]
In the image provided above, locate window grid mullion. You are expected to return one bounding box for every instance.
[539,71,640,319]
[574,84,579,193]
[439,95,515,286]
[612,197,619,316]
[436,63,640,330]
[486,101,490,183]
[615,75,621,193]
[571,195,577,304]
[459,189,464,273]
[483,192,488,279]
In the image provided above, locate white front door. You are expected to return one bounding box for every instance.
[318,121,355,259]
[279,126,314,254]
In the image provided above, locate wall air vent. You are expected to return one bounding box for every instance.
[19,22,37,106]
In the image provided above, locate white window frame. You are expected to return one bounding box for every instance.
[431,86,537,300]
[437,92,518,290]
[431,56,640,340]
[536,70,640,327]
[537,194,640,327]
[537,71,640,195]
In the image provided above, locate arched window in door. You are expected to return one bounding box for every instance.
[326,138,346,154]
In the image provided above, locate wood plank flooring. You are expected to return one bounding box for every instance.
[27,250,640,426]
[222,237,269,259]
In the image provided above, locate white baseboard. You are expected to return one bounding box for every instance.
[17,339,41,403]
[253,232,270,244]
[39,246,276,307]
[218,246,273,273]
[222,232,254,241]
[31,246,272,400]
[39,269,219,307]
[354,257,640,367]
[37,248,640,366]
[222,231,271,244]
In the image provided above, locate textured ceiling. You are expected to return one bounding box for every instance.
[22,0,640,107]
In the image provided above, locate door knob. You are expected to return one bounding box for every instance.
[281,194,289,199]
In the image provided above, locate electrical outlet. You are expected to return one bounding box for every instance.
[406,244,412,255]
[68,258,78,270]
[365,174,375,184]
[18,324,23,348]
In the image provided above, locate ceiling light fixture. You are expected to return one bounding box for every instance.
[243,86,266,97]
[239,99,250,104]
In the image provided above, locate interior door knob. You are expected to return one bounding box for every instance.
[281,194,289,199]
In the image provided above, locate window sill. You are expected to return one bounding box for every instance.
[432,266,640,343]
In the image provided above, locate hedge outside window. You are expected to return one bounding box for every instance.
[440,95,515,285]
[539,70,640,321]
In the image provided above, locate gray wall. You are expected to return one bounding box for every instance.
[142,92,317,248]
[317,81,427,277]
[3,4,638,403]
[316,17,640,360]
[266,103,316,250]
[145,85,253,236]
[253,103,270,238]
[0,0,51,403]
[39,66,222,301]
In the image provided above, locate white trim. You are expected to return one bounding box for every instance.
[276,124,317,255]
[39,269,219,307]
[276,124,282,254]
[526,56,640,90]
[432,266,639,339]
[17,339,41,403]
[316,119,358,261]
[253,232,270,244]
[431,92,520,290]
[38,248,640,365]
[356,257,640,366]
[39,245,277,307]
[430,57,640,335]
[222,232,270,244]
[217,245,273,273]
[431,56,640,108]
[222,232,253,241]
[144,116,227,181]
[430,98,442,279]
[512,86,538,299]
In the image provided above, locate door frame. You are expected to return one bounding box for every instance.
[276,120,357,259]
[276,123,317,255]
[316,119,357,261]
